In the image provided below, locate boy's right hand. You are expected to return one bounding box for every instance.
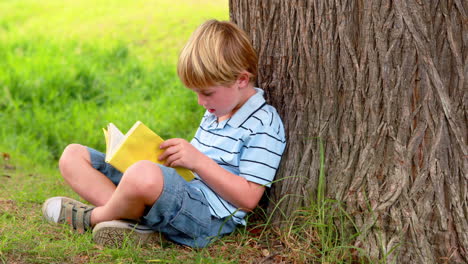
[158,138,206,171]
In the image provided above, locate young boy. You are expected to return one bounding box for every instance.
[42,19,286,248]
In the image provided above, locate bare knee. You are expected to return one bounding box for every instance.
[123,160,164,204]
[59,144,90,178]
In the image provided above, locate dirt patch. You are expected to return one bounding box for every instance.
[0,199,17,212]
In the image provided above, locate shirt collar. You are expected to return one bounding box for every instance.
[203,88,266,129]
[227,87,266,128]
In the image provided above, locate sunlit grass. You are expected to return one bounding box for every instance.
[0,1,373,263]
[0,0,228,166]
[0,0,227,62]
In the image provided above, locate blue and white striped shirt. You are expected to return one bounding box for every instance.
[190,88,286,225]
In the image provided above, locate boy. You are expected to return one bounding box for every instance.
[42,19,286,248]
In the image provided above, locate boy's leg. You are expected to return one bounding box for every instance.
[90,160,164,226]
[59,144,116,206]
[44,153,163,234]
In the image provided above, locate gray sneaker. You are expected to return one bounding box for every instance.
[42,196,94,233]
[93,220,163,247]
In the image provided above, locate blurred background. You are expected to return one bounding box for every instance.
[0,0,228,169]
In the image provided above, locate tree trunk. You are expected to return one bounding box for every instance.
[230,0,467,263]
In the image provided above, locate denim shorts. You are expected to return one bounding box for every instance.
[87,147,237,248]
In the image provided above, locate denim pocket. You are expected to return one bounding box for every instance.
[168,190,211,239]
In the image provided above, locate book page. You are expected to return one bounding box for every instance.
[107,123,125,158]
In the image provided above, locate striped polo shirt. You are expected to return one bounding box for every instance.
[190,88,286,225]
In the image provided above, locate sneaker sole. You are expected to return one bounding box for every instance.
[93,220,162,247]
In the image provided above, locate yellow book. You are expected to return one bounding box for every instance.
[102,121,195,182]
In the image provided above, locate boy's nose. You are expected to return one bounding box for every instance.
[197,94,206,106]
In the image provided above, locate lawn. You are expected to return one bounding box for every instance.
[0,1,365,263]
[0,1,284,263]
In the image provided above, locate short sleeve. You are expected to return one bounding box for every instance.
[239,122,286,187]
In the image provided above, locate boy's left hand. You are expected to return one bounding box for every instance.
[158,138,204,171]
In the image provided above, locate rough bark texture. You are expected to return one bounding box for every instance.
[230,0,467,263]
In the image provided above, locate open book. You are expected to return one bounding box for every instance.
[102,121,195,182]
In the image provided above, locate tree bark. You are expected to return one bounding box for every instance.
[230,0,467,263]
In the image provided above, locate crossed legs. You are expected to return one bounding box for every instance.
[58,144,163,226]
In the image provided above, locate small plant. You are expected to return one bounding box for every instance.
[242,138,370,263]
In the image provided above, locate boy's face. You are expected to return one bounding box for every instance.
[193,82,250,121]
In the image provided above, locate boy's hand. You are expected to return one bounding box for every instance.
[158,138,204,171]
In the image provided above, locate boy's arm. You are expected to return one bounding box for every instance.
[159,138,265,211]
[193,153,265,211]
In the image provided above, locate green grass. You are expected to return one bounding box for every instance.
[0,0,226,166]
[0,1,371,263]
[1,156,371,263]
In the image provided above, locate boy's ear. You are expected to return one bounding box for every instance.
[236,71,251,88]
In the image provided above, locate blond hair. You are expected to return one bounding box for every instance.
[177,20,258,89]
